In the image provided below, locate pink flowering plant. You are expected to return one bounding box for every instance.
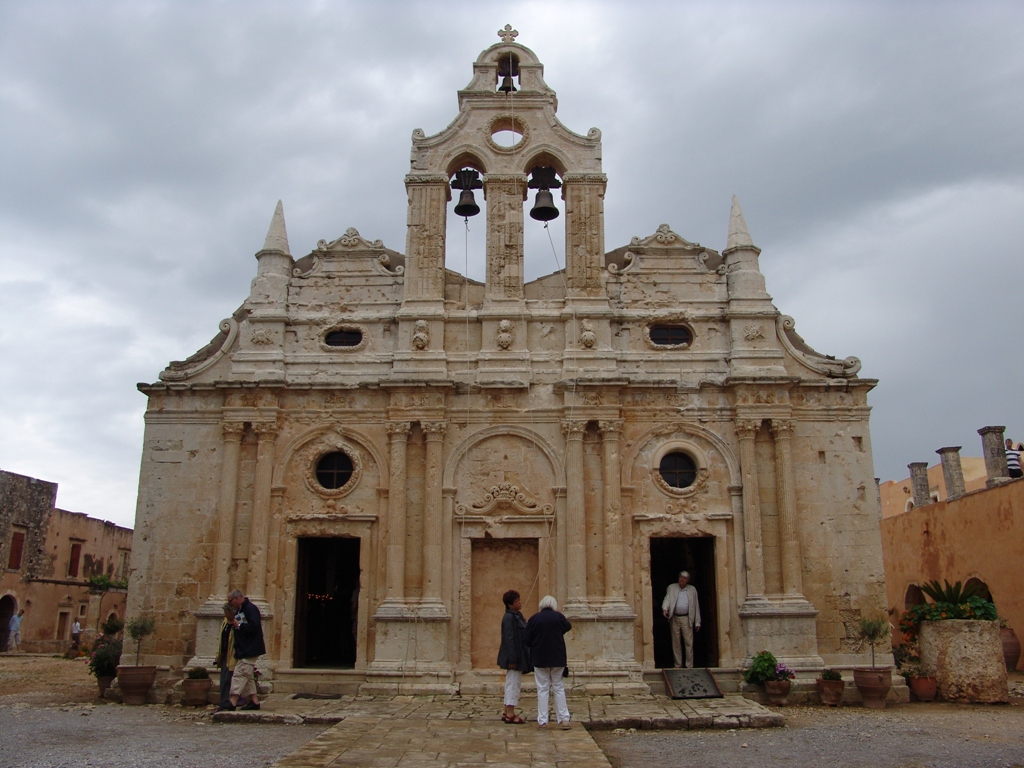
[743,650,795,685]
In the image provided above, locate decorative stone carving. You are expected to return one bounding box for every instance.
[496,319,515,350]
[455,484,553,517]
[319,323,369,353]
[579,319,597,349]
[317,227,385,251]
[498,23,518,42]
[299,436,363,499]
[159,318,238,382]
[777,316,862,377]
[743,324,765,341]
[412,320,430,350]
[653,466,710,499]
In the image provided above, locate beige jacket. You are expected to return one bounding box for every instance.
[662,583,701,629]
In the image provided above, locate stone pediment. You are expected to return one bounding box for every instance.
[607,224,725,274]
[454,483,553,517]
[292,228,405,278]
[629,224,698,250]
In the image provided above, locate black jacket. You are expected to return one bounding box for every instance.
[524,607,571,668]
[497,608,532,672]
[233,598,266,659]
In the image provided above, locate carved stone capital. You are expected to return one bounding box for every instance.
[561,420,588,440]
[222,422,246,441]
[598,419,624,439]
[735,420,761,440]
[253,421,278,439]
[422,421,448,439]
[562,173,608,186]
[770,420,794,439]
[405,174,451,187]
[387,421,412,440]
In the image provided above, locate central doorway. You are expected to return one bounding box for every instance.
[650,536,718,668]
[294,537,360,668]
[470,538,538,669]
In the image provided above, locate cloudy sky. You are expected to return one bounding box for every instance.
[2,1,1022,529]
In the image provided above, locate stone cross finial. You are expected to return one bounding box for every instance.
[498,24,518,43]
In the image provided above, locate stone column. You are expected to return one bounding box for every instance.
[421,421,447,605]
[771,420,804,597]
[909,462,931,507]
[562,420,588,605]
[212,422,245,598]
[384,422,411,603]
[978,426,1010,486]
[562,173,607,298]
[246,421,278,600]
[403,175,449,302]
[599,419,625,603]
[937,446,966,501]
[736,419,765,599]
[483,174,527,301]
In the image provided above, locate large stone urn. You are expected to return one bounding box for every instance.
[117,665,157,705]
[918,620,1008,703]
[852,668,891,708]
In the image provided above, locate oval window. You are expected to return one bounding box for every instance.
[659,452,697,489]
[650,325,692,346]
[325,329,362,347]
[316,452,354,490]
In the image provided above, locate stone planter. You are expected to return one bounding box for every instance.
[182,677,213,706]
[1001,627,1021,672]
[919,620,1008,703]
[853,667,891,708]
[907,675,937,702]
[117,665,157,705]
[96,675,115,697]
[763,679,792,706]
[816,678,845,707]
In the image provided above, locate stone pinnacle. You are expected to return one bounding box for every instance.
[262,200,290,255]
[726,195,755,251]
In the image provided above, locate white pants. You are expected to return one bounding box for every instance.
[503,669,522,706]
[534,667,569,726]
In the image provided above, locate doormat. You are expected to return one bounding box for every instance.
[292,692,343,700]
[662,668,723,699]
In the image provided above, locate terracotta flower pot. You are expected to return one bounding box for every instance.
[96,675,115,697]
[764,679,792,706]
[1001,627,1021,672]
[853,667,891,709]
[117,665,157,705]
[816,678,845,707]
[908,674,937,702]
[182,677,213,707]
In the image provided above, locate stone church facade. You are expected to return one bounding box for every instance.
[129,30,887,694]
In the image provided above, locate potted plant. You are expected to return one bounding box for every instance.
[88,637,122,696]
[117,615,157,705]
[744,650,796,706]
[893,640,936,702]
[853,617,892,708]
[101,614,124,637]
[816,668,845,707]
[182,666,212,707]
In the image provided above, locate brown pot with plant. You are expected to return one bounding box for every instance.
[853,617,892,708]
[816,668,845,707]
[744,650,796,706]
[894,640,936,702]
[117,616,157,705]
[182,667,212,706]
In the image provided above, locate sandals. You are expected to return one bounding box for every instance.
[501,713,526,724]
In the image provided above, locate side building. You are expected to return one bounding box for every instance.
[128,31,887,694]
[0,469,133,653]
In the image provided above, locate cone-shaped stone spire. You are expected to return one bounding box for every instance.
[261,200,290,255]
[725,195,756,251]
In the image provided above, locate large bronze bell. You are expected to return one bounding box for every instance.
[454,189,480,218]
[530,189,559,222]
[498,75,517,93]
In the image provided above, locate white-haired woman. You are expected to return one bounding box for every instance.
[524,595,572,729]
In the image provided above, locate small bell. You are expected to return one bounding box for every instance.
[454,189,480,218]
[498,75,517,93]
[530,189,559,222]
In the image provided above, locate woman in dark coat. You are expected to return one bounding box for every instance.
[524,594,572,728]
[497,589,531,723]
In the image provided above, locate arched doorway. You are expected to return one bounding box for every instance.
[0,595,16,652]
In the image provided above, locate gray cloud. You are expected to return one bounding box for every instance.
[2,1,1022,526]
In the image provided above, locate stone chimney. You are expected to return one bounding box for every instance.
[936,446,966,501]
[978,425,1010,487]
[909,462,931,508]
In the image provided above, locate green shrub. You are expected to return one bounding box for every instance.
[186,667,210,680]
[89,638,122,677]
[743,650,792,685]
[100,615,124,637]
[126,616,156,665]
[819,668,843,682]
[858,617,890,668]
[899,596,998,642]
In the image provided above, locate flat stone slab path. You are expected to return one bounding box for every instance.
[212,693,782,767]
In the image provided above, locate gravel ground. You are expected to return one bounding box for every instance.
[593,698,1024,768]
[0,655,326,768]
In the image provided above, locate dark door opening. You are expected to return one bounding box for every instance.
[0,595,14,652]
[294,537,360,668]
[650,536,719,669]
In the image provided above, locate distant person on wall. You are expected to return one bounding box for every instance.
[223,590,265,712]
[71,618,82,650]
[524,595,572,730]
[662,570,701,668]
[1006,439,1023,479]
[497,589,531,724]
[8,610,25,652]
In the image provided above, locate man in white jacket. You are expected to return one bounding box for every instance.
[661,571,701,668]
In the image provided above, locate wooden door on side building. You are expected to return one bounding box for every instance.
[470,538,539,669]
